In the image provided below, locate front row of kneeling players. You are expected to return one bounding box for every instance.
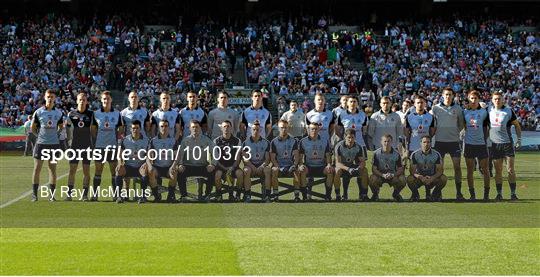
[106,117,450,203]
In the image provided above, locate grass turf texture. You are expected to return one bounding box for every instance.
[1,151,539,275]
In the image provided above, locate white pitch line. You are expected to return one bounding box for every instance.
[0,169,78,209]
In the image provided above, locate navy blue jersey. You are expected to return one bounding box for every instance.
[66,109,93,148]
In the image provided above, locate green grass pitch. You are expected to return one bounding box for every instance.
[1,151,539,275]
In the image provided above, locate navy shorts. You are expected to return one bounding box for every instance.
[464,144,489,159]
[490,143,515,159]
[434,141,462,158]
[33,144,61,160]
[277,166,295,177]
[306,166,325,177]
[123,165,142,178]
[68,147,92,165]
[154,166,171,178]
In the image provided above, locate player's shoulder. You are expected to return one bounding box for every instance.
[335,139,345,147]
[410,148,422,157]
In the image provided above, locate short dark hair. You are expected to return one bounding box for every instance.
[189,120,201,126]
[218,91,229,98]
[468,90,481,98]
[251,90,262,96]
[132,120,141,127]
[344,128,356,137]
[159,119,169,126]
[277,119,289,125]
[421,135,432,142]
[492,91,503,97]
[415,95,426,102]
[382,134,393,141]
[442,87,454,95]
[222,120,232,126]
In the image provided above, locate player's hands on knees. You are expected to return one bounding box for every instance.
[207,165,215,172]
[298,164,306,173]
[288,165,296,173]
[177,164,185,173]
[325,164,334,174]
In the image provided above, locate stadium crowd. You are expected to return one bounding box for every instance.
[1,14,538,130]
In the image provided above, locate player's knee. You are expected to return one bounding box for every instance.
[440,174,448,185]
[397,175,406,186]
[235,169,243,178]
[139,164,147,176]
[324,166,334,175]
[215,170,223,179]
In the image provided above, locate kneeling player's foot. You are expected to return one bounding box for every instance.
[201,195,211,203]
[370,194,379,202]
[263,196,271,203]
[49,197,56,202]
[153,194,162,203]
[335,195,342,202]
[216,195,223,203]
[393,194,404,202]
[64,196,72,201]
[360,195,370,202]
[166,196,177,203]
[228,194,234,202]
[307,194,312,201]
[272,195,279,202]
[342,194,348,201]
[244,195,251,203]
[81,195,89,202]
[324,196,332,202]
[495,194,503,201]
[197,195,204,201]
[177,195,188,203]
[409,195,419,202]
[510,194,518,201]
[456,193,465,201]
[294,196,301,203]
[138,197,147,204]
[31,194,38,202]
[469,195,476,201]
[425,195,433,202]
[433,195,443,202]
[116,197,124,204]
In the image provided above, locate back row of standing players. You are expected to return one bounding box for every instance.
[30,87,522,202]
